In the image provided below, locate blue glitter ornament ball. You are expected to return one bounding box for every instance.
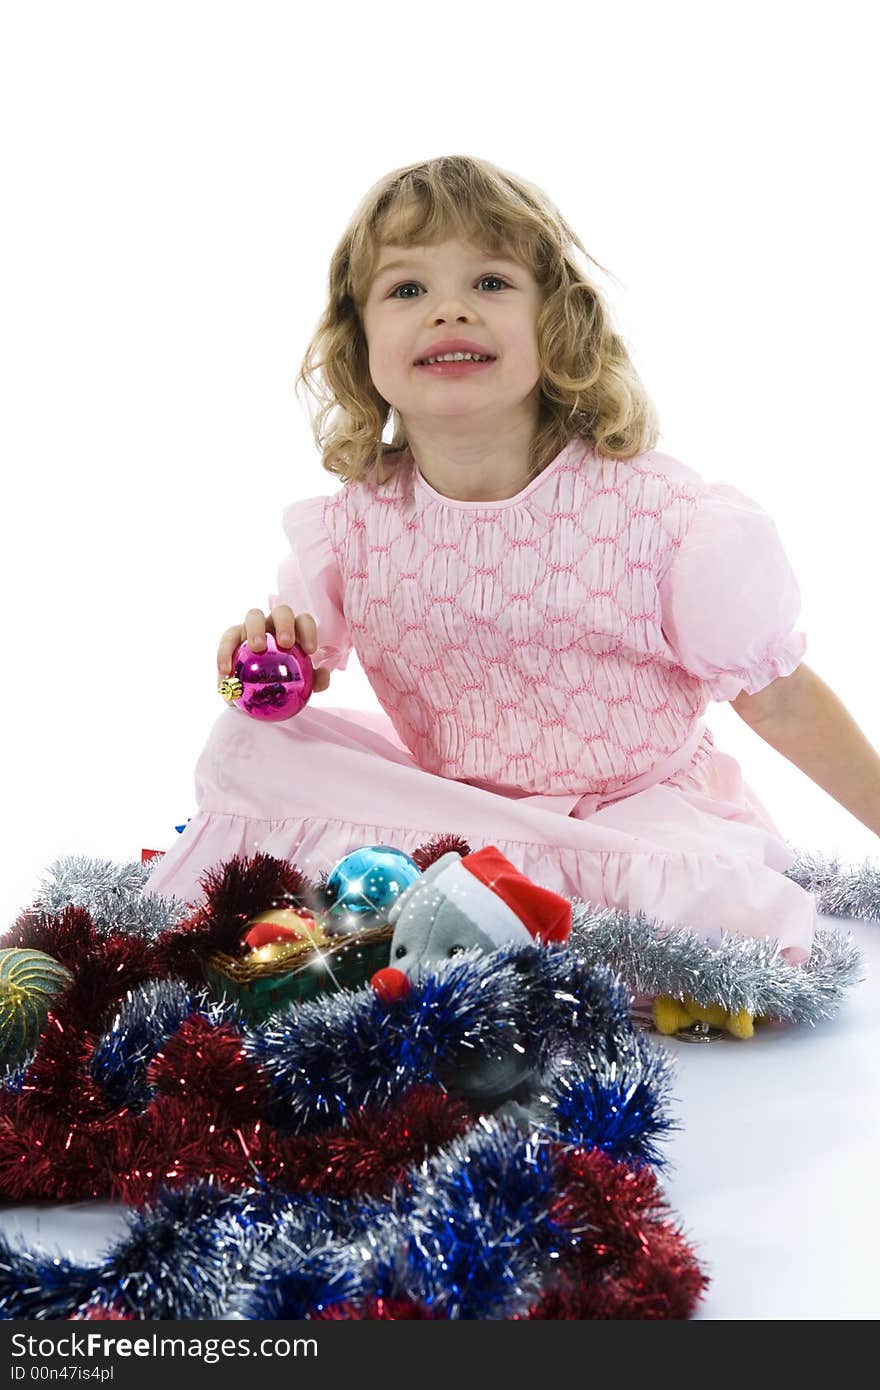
[324,845,421,935]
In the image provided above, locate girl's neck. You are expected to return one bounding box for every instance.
[400,428,542,503]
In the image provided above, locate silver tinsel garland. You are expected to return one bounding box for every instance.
[32,854,191,936]
[784,846,880,920]
[229,1120,566,1320]
[0,1115,684,1320]
[568,904,862,1024]
[17,846,874,1030]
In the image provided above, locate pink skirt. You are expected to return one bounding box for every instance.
[139,703,815,965]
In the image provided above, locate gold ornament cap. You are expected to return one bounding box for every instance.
[219,675,244,702]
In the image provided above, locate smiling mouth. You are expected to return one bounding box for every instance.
[414,355,497,365]
[413,357,498,373]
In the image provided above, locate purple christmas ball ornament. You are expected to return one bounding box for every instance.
[219,632,314,722]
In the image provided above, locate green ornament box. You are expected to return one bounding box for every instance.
[202,921,395,1021]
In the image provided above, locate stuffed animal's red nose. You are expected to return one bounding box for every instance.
[371,967,412,1002]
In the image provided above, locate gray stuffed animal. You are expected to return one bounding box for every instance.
[370,845,572,1108]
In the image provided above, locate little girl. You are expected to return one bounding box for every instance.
[141,154,816,1002]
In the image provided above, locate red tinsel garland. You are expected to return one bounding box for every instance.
[1,844,710,1318]
[0,1076,476,1205]
[314,1298,447,1319]
[526,1147,708,1318]
[0,845,488,1203]
[280,1146,711,1321]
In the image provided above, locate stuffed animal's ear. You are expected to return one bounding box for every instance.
[418,851,462,883]
[386,896,404,927]
[385,851,461,927]
[386,884,416,927]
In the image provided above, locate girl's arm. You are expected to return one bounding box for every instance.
[731,664,880,837]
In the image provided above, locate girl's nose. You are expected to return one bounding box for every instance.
[370,966,412,1002]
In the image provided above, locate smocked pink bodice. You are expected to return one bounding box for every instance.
[271,438,806,798]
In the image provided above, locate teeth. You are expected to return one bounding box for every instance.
[419,352,491,365]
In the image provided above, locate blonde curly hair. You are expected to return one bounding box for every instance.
[294,154,660,486]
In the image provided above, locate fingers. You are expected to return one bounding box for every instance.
[267,605,318,656]
[217,607,325,683]
[295,612,318,655]
[217,623,246,678]
[245,607,269,651]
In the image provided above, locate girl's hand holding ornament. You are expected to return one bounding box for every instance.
[217,606,329,722]
[216,605,331,692]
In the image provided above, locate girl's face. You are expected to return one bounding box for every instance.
[361,236,545,431]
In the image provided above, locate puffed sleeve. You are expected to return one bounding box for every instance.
[658,482,807,702]
[267,494,353,672]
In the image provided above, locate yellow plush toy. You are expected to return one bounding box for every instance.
[652,994,757,1039]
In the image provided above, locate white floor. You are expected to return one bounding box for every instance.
[657,911,880,1319]
[1,912,878,1321]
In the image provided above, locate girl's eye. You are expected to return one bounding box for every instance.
[389,274,509,299]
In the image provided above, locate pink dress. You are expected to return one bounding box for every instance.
[141,437,814,964]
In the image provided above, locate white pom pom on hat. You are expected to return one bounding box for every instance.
[430,845,571,948]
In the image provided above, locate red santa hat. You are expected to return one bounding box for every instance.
[431,845,571,948]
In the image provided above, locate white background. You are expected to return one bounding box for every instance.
[0,0,878,1320]
[1,1,878,906]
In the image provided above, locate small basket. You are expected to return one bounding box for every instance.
[203,921,394,1021]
